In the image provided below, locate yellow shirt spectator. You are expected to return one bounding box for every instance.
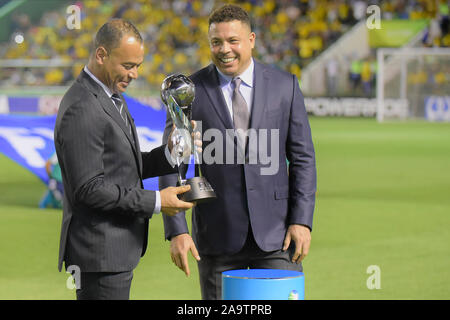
[434,72,446,84]
[45,69,64,85]
[361,61,371,82]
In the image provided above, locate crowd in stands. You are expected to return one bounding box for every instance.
[1,0,362,90]
[0,0,449,96]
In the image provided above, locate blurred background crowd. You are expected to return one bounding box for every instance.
[0,0,449,96]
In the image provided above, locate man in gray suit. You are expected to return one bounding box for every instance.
[159,5,317,300]
[55,19,195,300]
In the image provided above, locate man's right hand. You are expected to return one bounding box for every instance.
[160,185,194,216]
[170,233,200,277]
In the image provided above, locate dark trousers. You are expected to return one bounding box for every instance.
[76,271,133,300]
[197,229,303,300]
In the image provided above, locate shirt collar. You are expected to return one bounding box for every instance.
[83,66,114,98]
[216,58,254,88]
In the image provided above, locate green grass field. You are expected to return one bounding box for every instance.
[0,117,449,300]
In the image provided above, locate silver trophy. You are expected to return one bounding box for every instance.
[161,74,216,203]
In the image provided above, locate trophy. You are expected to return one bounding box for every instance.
[161,74,216,203]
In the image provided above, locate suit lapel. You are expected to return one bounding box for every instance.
[98,93,137,148]
[249,61,269,130]
[200,62,269,131]
[121,97,143,175]
[200,65,234,129]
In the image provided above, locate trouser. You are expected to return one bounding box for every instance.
[197,229,303,300]
[76,271,133,300]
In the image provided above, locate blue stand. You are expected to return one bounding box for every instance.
[222,269,304,300]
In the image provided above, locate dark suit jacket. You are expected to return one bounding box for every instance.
[55,70,176,272]
[159,61,316,256]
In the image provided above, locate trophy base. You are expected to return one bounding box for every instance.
[177,176,216,203]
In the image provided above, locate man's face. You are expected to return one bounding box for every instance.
[208,20,255,78]
[98,35,144,93]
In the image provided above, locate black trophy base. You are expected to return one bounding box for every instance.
[177,176,216,203]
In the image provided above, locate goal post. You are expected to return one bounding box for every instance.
[376,47,450,122]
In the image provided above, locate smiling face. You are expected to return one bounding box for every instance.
[208,20,255,78]
[96,34,144,93]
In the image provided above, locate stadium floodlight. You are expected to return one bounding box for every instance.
[376,47,450,122]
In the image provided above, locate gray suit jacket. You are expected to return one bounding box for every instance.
[55,70,176,272]
[159,61,316,256]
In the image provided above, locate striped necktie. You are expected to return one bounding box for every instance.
[111,94,132,135]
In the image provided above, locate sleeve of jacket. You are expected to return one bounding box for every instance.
[158,111,190,240]
[141,144,178,180]
[57,100,157,219]
[286,74,317,230]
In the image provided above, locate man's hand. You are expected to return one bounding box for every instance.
[190,120,202,154]
[170,233,200,276]
[160,185,194,216]
[282,224,311,264]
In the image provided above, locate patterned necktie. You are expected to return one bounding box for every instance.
[231,77,249,150]
[111,94,132,136]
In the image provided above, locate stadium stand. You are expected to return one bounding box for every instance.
[0,0,362,90]
[0,0,448,96]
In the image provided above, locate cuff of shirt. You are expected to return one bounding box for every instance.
[154,191,161,214]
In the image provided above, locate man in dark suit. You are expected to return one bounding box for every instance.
[159,5,317,300]
[55,19,195,300]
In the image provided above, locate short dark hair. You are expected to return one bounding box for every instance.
[94,18,142,52]
[208,4,252,29]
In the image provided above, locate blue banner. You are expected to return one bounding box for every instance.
[0,114,56,183]
[0,95,192,191]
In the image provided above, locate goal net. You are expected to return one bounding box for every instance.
[376,48,450,122]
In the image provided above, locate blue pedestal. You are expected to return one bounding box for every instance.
[222,269,304,300]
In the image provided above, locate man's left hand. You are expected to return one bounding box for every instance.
[282,224,311,264]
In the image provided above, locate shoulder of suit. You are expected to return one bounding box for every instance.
[58,77,101,121]
[189,64,214,84]
[255,60,295,81]
[61,80,96,107]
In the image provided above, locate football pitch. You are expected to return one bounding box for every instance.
[0,117,449,300]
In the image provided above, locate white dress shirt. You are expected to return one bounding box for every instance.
[216,58,254,120]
